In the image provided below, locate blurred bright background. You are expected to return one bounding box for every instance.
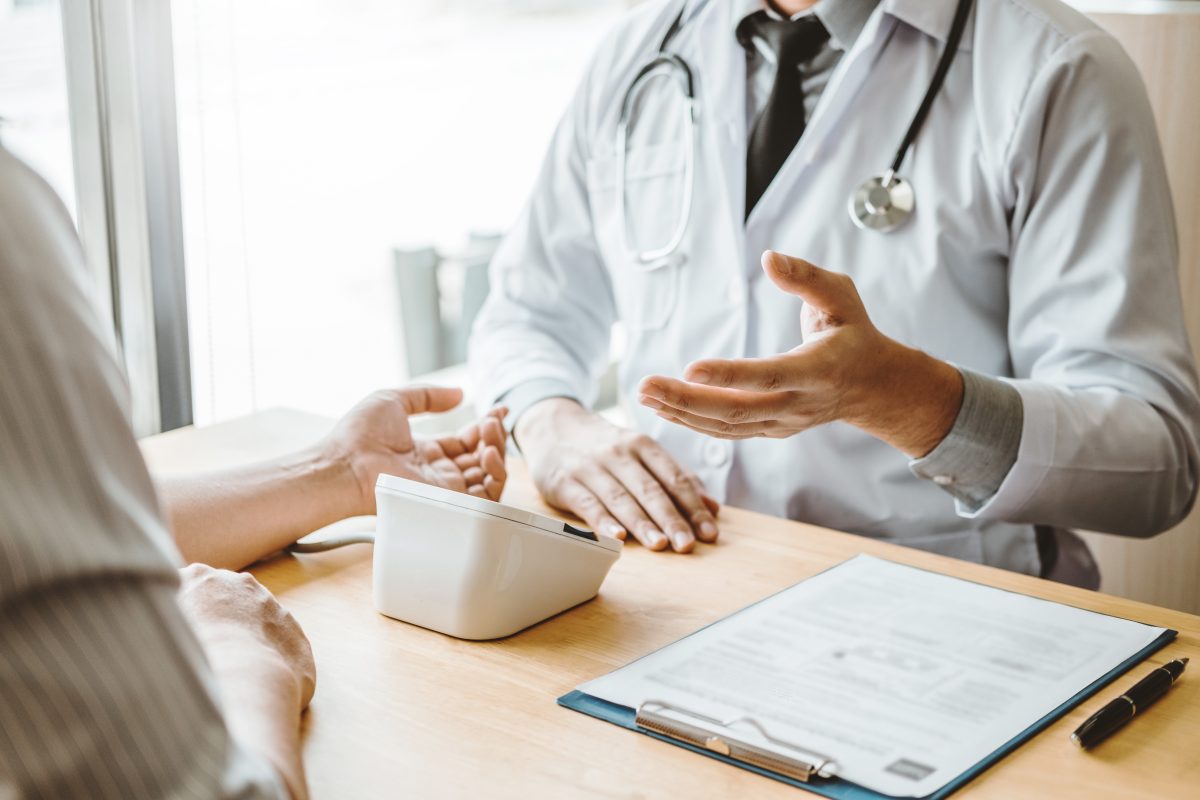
[0,0,627,426]
[173,0,628,424]
[0,0,74,215]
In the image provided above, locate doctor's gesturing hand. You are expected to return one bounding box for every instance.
[639,251,965,458]
[515,401,720,553]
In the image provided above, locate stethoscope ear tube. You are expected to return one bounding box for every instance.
[616,0,975,246]
[616,64,697,268]
[615,2,701,267]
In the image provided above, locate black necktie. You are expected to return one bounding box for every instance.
[738,11,830,217]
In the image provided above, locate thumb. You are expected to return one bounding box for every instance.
[761,250,865,323]
[399,385,464,415]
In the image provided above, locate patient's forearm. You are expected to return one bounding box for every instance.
[159,448,358,570]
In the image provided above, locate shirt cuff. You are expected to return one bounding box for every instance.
[909,368,1024,511]
[496,379,582,448]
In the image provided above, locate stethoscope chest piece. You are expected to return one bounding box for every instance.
[849,171,914,233]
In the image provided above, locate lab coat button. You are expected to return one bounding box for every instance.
[933,475,954,486]
[703,440,731,468]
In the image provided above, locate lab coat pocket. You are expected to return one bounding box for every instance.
[586,142,687,333]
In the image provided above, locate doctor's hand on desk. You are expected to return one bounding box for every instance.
[515,400,720,553]
[639,251,964,458]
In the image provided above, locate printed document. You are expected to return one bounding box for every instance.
[579,555,1167,797]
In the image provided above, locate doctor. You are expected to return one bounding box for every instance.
[469,0,1200,574]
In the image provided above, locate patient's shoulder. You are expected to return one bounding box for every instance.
[0,147,83,282]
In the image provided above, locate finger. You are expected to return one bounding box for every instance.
[399,384,465,416]
[577,466,666,550]
[654,400,783,438]
[639,376,788,421]
[635,440,719,543]
[467,484,488,498]
[453,452,481,471]
[454,422,482,452]
[480,446,505,484]
[679,477,721,518]
[606,457,694,553]
[462,466,485,485]
[655,410,759,440]
[761,250,866,323]
[483,474,503,501]
[437,433,470,459]
[553,479,629,543]
[453,415,505,460]
[481,449,506,501]
[479,416,506,456]
[682,352,819,392]
[430,458,468,492]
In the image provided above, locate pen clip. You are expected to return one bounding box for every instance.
[635,699,839,782]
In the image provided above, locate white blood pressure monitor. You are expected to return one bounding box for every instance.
[373,474,622,640]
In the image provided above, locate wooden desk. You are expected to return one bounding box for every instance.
[141,410,1200,800]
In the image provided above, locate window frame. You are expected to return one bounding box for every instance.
[61,0,192,435]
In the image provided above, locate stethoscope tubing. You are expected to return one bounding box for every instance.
[617,0,975,244]
[886,0,975,175]
[616,60,697,267]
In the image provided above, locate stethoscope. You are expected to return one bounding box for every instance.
[615,0,975,262]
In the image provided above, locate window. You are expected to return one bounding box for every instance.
[3,0,192,436]
[0,0,75,217]
[172,0,630,425]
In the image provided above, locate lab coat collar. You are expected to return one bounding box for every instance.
[680,0,750,250]
[882,0,975,52]
[720,0,973,54]
[729,0,880,52]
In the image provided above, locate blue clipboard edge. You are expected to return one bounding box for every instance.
[558,629,1178,799]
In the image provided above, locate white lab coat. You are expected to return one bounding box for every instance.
[470,0,1200,574]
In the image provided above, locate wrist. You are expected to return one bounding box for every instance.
[854,338,964,458]
[514,397,588,452]
[207,646,310,800]
[308,442,372,519]
[197,626,310,716]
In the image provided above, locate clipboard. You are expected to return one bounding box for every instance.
[558,557,1178,799]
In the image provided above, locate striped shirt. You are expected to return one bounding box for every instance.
[0,146,285,799]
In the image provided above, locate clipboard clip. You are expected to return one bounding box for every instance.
[635,700,839,783]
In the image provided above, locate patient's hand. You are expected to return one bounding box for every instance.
[178,563,315,799]
[321,387,507,515]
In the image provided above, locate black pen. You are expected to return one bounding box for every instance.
[1071,657,1188,749]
